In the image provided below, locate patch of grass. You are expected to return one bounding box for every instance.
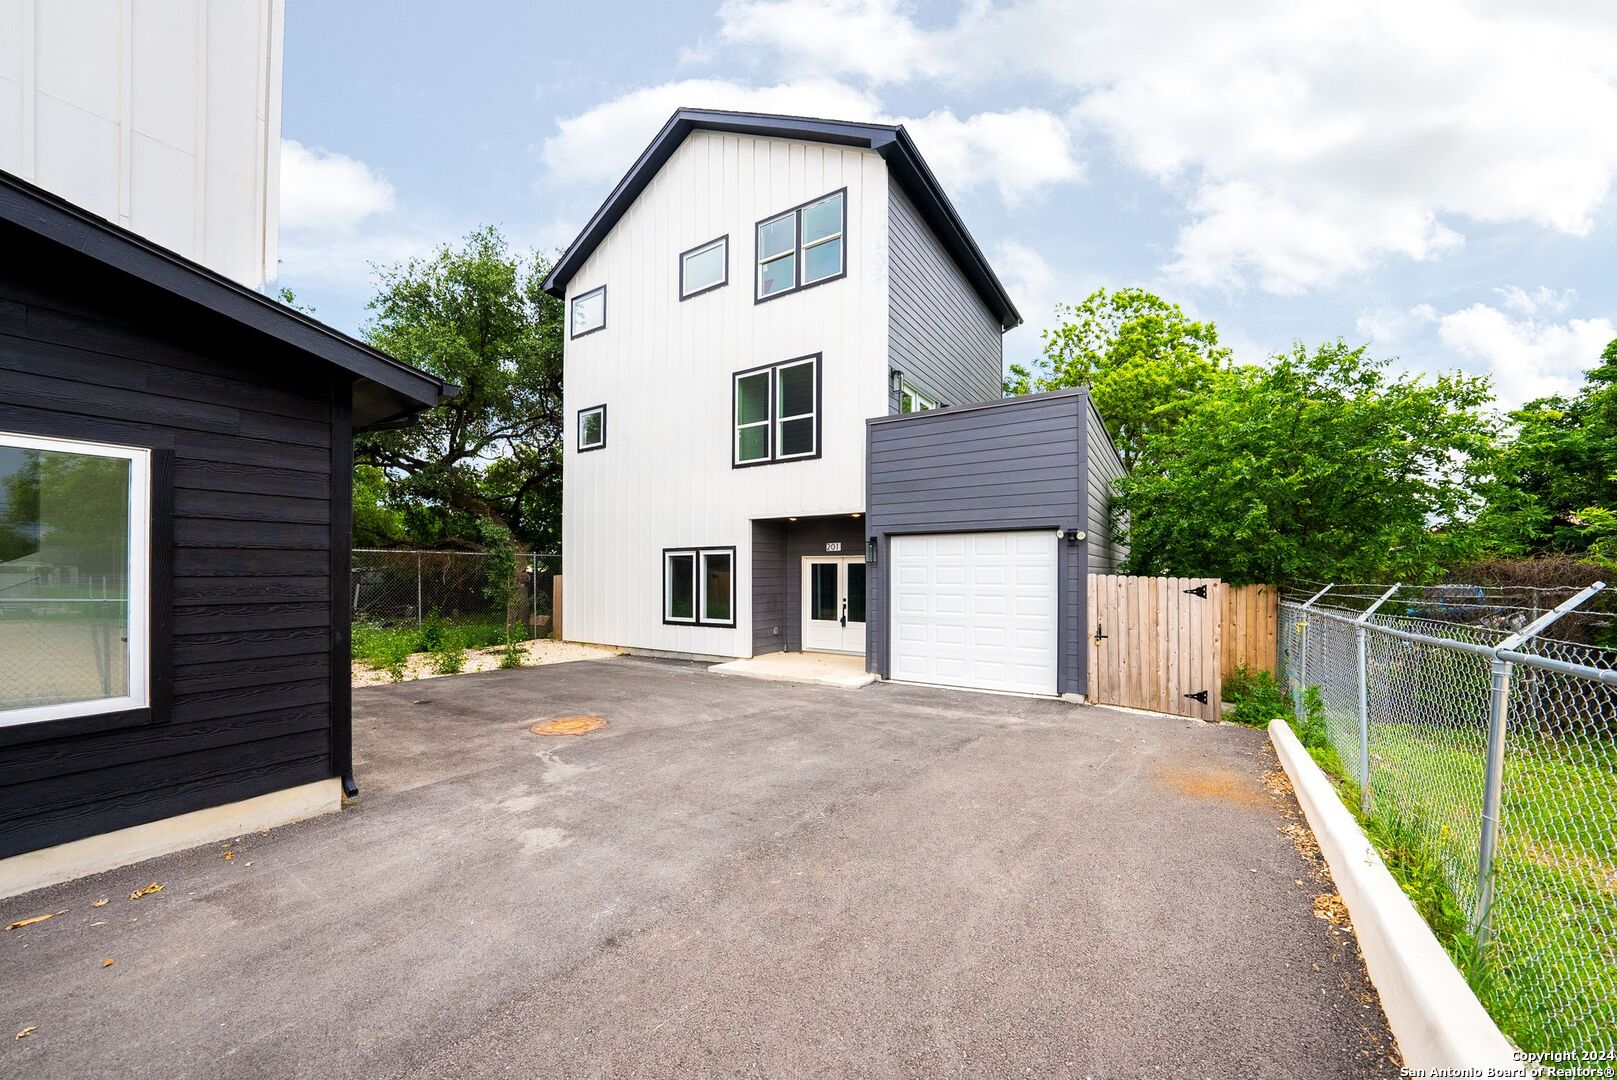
[351,615,523,676]
[1222,665,1291,728]
[498,634,525,670]
[1293,689,1617,1054]
[429,630,466,676]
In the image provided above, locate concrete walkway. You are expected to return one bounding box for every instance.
[708,649,877,688]
[1,657,1397,1079]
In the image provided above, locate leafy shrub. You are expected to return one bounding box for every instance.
[419,610,447,652]
[1222,665,1291,728]
[430,630,466,675]
[499,634,525,670]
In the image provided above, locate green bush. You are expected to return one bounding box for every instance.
[1222,665,1291,727]
[430,630,466,675]
[499,633,525,670]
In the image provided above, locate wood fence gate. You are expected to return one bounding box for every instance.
[1086,574,1226,721]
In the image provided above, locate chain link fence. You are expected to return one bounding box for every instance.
[1278,582,1616,1055]
[352,549,560,642]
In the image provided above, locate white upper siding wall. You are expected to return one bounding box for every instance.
[0,0,283,286]
[561,131,890,657]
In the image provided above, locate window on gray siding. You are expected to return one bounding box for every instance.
[733,354,819,467]
[664,547,735,627]
[680,236,727,299]
[755,189,845,301]
[571,285,605,338]
[899,380,935,414]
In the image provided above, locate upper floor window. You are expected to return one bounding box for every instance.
[756,190,845,302]
[1,432,150,728]
[571,285,606,338]
[577,404,606,451]
[899,380,936,414]
[680,236,728,300]
[733,354,820,467]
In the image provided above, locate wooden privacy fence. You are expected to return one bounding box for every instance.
[1087,575,1277,721]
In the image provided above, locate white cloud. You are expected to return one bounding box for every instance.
[1437,303,1614,408]
[279,139,395,232]
[540,80,1079,209]
[1355,303,1439,345]
[540,78,882,186]
[1493,285,1576,318]
[716,0,1617,294]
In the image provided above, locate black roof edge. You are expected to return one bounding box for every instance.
[540,107,1022,330]
[0,169,454,430]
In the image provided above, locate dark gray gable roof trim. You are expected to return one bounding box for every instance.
[0,169,455,429]
[540,108,1023,330]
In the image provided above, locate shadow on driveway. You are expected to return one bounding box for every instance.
[2,656,1397,1079]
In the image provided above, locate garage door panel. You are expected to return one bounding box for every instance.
[889,531,1059,696]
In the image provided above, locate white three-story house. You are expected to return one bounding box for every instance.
[544,109,1126,699]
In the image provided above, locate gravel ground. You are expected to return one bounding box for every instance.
[350,637,620,686]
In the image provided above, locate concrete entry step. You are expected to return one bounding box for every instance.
[708,651,876,689]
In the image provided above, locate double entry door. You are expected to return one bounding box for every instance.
[802,555,866,654]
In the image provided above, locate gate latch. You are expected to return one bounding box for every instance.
[1184,690,1209,704]
[1093,621,1108,644]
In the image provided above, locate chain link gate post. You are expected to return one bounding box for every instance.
[415,552,423,630]
[1294,584,1335,720]
[1473,581,1607,950]
[1354,584,1401,815]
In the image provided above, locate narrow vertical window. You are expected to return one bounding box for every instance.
[775,358,817,459]
[699,549,733,625]
[571,285,606,338]
[577,405,606,451]
[664,551,696,624]
[757,214,796,298]
[734,369,772,465]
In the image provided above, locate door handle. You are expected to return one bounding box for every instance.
[840,598,847,627]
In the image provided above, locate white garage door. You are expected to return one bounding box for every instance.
[889,531,1060,696]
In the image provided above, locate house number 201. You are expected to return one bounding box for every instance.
[825,542,842,552]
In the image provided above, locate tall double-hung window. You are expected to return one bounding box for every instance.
[756,189,845,301]
[733,354,819,467]
[0,432,150,727]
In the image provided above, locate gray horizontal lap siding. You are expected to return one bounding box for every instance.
[751,521,786,655]
[0,236,340,860]
[1084,398,1128,574]
[886,178,1003,413]
[865,391,1089,695]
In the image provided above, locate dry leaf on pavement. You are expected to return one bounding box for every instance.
[15,1026,36,1039]
[5,910,66,931]
[101,958,115,968]
[129,883,164,901]
[91,898,109,908]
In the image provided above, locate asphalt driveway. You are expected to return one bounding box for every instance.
[3,656,1396,1079]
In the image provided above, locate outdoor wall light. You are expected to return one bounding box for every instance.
[889,368,904,393]
[1065,529,1086,544]
[866,537,878,564]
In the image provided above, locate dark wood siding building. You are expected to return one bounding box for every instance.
[0,172,448,889]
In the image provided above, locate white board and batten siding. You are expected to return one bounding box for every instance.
[562,131,890,657]
[0,0,284,286]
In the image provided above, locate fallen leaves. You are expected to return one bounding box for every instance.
[101,958,115,968]
[91,898,108,908]
[5,910,66,931]
[15,1025,36,1040]
[1313,893,1351,927]
[222,851,235,861]
[129,883,163,901]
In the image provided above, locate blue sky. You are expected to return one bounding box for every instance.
[274,0,1617,411]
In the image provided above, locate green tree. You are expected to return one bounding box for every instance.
[1005,287,1231,469]
[1477,338,1617,556]
[357,227,564,550]
[1115,341,1497,584]
[351,464,407,548]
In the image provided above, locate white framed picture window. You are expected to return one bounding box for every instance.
[0,431,150,728]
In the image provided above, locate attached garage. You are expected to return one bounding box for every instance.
[889,531,1059,695]
[865,388,1126,698]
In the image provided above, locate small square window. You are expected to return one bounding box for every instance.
[571,285,605,338]
[680,236,728,299]
[577,405,606,451]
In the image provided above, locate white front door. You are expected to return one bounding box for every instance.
[801,556,867,654]
[889,531,1059,696]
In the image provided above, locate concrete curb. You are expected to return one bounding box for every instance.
[1268,719,1521,1074]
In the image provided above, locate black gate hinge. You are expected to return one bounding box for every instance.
[1184,690,1209,704]
[1183,584,1208,599]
